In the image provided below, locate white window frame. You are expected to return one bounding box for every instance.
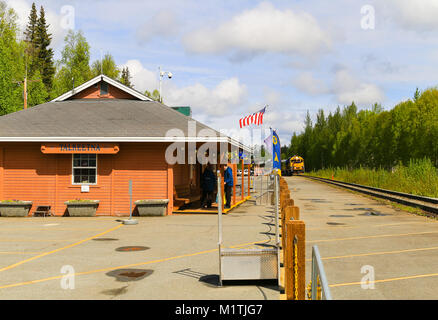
[72,154,98,185]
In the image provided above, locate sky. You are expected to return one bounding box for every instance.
[6,0,438,146]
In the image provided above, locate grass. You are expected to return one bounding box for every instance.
[307,158,438,198]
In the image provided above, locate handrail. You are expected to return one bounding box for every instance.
[311,245,332,300]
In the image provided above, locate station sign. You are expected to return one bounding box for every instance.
[41,143,120,154]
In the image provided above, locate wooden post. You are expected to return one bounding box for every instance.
[281,201,295,249]
[285,220,306,300]
[23,77,27,109]
[232,163,237,206]
[241,158,244,200]
[247,164,250,197]
[0,147,4,204]
[167,164,174,215]
[283,206,299,222]
[220,165,225,208]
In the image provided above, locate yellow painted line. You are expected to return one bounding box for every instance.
[330,272,438,288]
[227,239,272,249]
[0,247,219,290]
[305,246,438,262]
[225,196,252,213]
[0,224,123,273]
[307,231,438,244]
[0,238,269,290]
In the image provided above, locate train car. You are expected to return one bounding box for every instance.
[281,159,291,176]
[290,155,305,174]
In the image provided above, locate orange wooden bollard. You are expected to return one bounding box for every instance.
[285,220,306,300]
[281,203,297,249]
[284,206,299,221]
[281,199,294,219]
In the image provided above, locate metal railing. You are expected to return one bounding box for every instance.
[252,174,273,205]
[311,245,332,300]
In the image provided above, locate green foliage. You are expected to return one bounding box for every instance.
[53,29,92,97]
[120,67,132,87]
[91,53,120,79]
[286,88,438,171]
[27,70,48,107]
[309,158,438,198]
[0,1,25,115]
[34,5,55,93]
[145,89,161,102]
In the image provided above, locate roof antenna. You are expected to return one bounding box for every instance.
[100,49,103,75]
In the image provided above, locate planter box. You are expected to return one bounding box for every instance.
[135,199,169,216]
[0,201,33,217]
[65,200,99,217]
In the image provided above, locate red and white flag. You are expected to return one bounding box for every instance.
[239,106,267,128]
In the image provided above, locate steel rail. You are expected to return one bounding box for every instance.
[301,175,438,215]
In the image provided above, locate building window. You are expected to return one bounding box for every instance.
[72,154,97,185]
[100,81,108,95]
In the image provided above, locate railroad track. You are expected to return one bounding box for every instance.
[301,175,438,215]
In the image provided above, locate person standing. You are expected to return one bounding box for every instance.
[201,165,216,208]
[224,163,233,209]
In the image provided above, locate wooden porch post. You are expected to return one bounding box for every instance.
[220,164,225,207]
[241,157,244,200]
[247,164,250,197]
[167,164,174,215]
[232,163,237,206]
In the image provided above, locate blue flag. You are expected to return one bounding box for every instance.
[272,130,281,171]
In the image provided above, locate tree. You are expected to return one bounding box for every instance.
[23,2,38,77]
[34,5,55,94]
[414,87,420,102]
[53,30,92,98]
[0,1,25,114]
[145,89,161,102]
[120,67,132,87]
[91,53,120,79]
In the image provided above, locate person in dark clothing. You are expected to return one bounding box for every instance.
[223,164,233,208]
[200,165,217,208]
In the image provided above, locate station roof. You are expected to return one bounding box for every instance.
[0,99,250,151]
[0,74,251,152]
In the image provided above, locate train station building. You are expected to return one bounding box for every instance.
[0,74,251,217]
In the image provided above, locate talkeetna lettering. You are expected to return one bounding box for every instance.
[59,144,101,152]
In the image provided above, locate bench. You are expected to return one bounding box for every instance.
[173,184,201,209]
[33,206,53,217]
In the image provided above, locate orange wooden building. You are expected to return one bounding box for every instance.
[0,75,250,216]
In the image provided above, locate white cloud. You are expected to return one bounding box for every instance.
[118,59,247,117]
[333,69,384,106]
[119,59,158,92]
[384,0,438,31]
[165,77,247,116]
[136,10,179,43]
[183,2,331,58]
[293,72,329,96]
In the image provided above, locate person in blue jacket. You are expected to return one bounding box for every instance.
[224,163,233,208]
[201,164,217,208]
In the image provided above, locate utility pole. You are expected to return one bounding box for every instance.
[13,55,39,110]
[13,76,39,110]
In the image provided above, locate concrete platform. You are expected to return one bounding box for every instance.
[285,175,438,300]
[0,195,278,300]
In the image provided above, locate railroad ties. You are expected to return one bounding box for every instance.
[304,175,438,216]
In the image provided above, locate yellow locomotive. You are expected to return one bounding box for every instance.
[281,155,305,176]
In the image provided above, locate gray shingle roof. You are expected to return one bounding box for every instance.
[0,99,218,138]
